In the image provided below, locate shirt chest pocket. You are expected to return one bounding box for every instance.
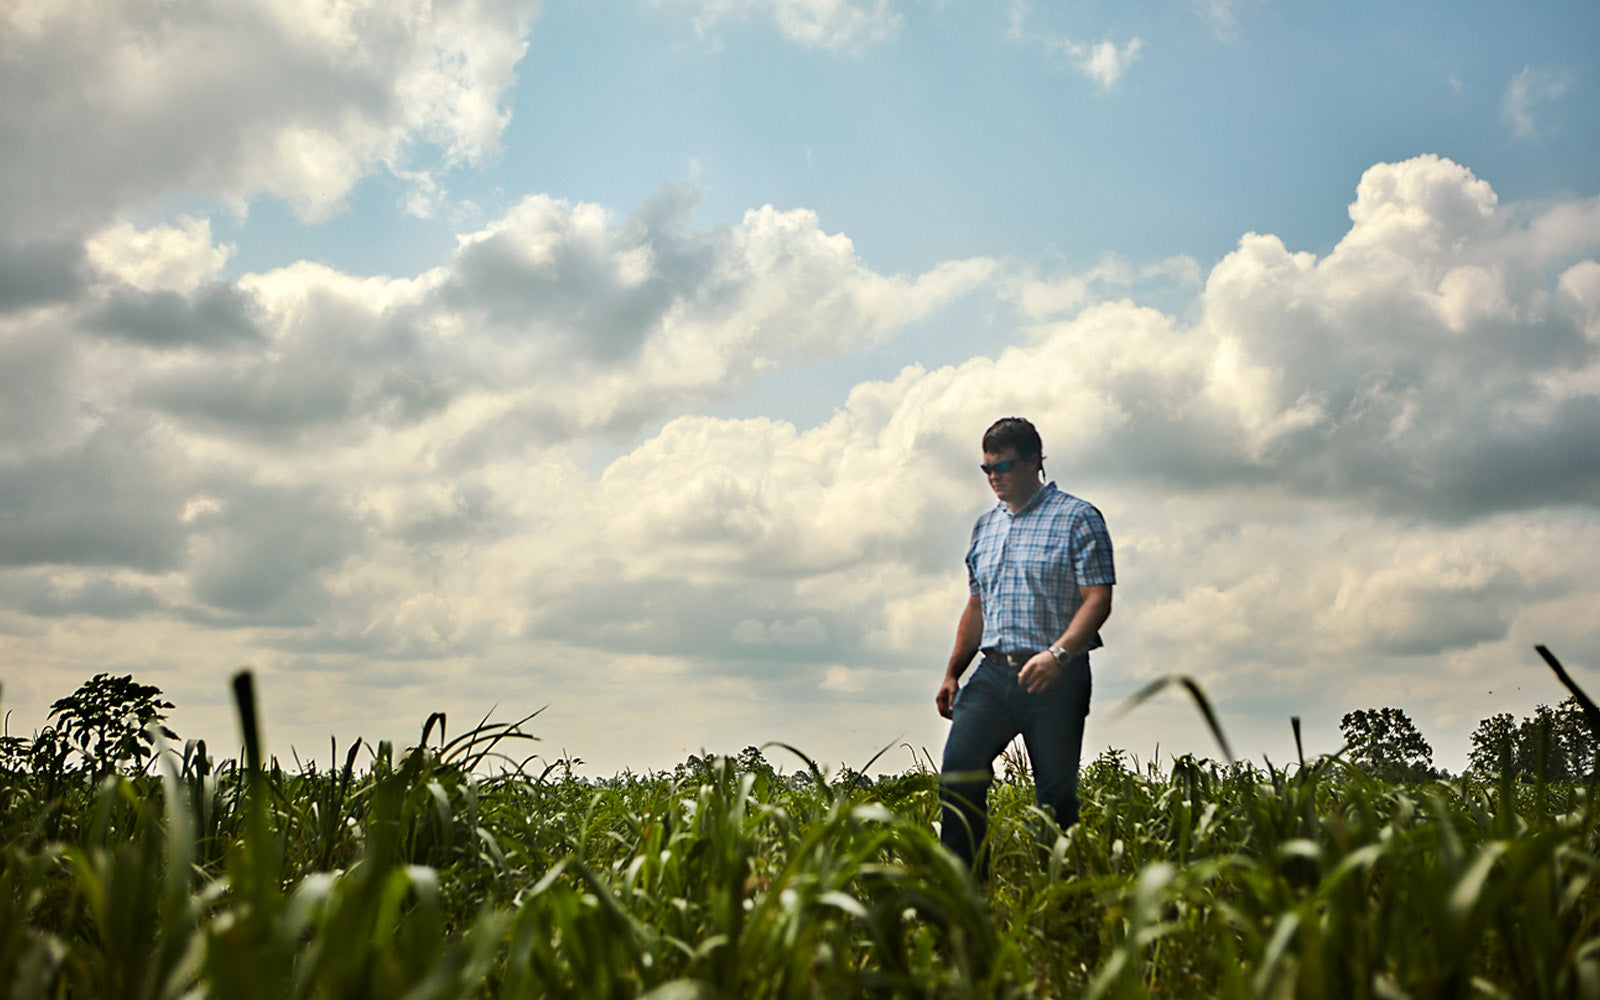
[1018,530,1073,593]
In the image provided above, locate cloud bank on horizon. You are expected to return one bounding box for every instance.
[2,0,1597,774]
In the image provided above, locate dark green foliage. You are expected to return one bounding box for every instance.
[1,664,1598,998]
[40,673,178,778]
[1469,698,1598,783]
[3,730,1599,998]
[1339,706,1438,782]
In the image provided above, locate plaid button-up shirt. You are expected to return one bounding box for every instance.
[966,482,1115,656]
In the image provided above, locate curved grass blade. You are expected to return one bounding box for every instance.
[1112,675,1235,765]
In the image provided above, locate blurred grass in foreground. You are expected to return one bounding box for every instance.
[0,670,1596,999]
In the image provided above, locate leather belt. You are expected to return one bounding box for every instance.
[987,650,1035,668]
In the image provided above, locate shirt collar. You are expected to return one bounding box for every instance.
[1002,480,1057,517]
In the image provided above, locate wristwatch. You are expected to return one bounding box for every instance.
[1048,645,1070,667]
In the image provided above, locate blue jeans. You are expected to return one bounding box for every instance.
[938,653,1092,869]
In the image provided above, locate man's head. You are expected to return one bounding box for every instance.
[982,417,1042,463]
[981,417,1045,511]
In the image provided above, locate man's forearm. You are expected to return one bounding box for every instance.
[1050,586,1113,658]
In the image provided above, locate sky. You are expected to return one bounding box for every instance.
[2,0,1598,778]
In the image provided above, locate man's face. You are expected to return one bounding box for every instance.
[981,446,1041,507]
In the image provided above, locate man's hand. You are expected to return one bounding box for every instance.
[936,675,961,719]
[1017,650,1062,694]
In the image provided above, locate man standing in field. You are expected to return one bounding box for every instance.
[936,417,1115,872]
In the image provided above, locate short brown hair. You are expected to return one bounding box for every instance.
[982,417,1042,459]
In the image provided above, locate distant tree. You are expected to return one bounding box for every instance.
[735,745,776,781]
[673,746,776,784]
[41,673,178,777]
[1339,707,1437,783]
[1468,712,1519,778]
[1470,698,1598,783]
[1521,703,1571,782]
[1561,697,1600,780]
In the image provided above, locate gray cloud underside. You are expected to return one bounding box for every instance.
[0,571,164,620]
[87,284,263,349]
[0,0,540,240]
[0,422,191,571]
[0,238,86,313]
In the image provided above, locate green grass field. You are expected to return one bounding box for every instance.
[2,673,1597,999]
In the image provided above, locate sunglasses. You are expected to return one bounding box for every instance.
[980,459,1018,475]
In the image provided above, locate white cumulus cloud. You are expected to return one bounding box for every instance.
[86,217,235,293]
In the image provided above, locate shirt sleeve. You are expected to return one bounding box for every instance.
[1073,505,1116,586]
[965,520,982,595]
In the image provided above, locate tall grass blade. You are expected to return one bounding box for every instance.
[230,670,262,775]
[1535,645,1600,738]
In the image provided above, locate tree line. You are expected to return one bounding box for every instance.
[1339,700,1598,784]
[6,670,1598,785]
